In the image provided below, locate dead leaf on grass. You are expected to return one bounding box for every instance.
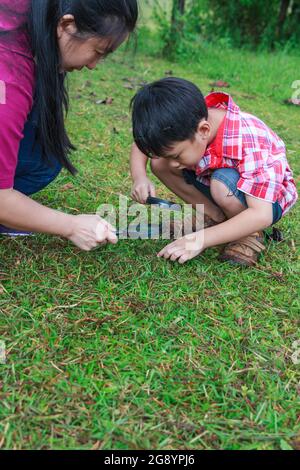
[123,83,135,90]
[283,98,300,106]
[91,441,102,450]
[209,80,230,88]
[75,315,117,327]
[61,183,74,191]
[242,94,257,100]
[95,97,114,105]
[291,433,300,450]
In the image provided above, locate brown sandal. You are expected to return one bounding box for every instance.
[219,231,266,267]
[168,214,220,239]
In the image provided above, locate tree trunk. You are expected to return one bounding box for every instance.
[178,0,186,15]
[276,0,291,39]
[289,0,300,40]
[164,0,186,56]
[290,0,300,23]
[171,0,186,25]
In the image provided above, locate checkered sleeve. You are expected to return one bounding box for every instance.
[237,149,286,203]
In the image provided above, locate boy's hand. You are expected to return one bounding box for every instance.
[157,231,205,264]
[131,177,156,204]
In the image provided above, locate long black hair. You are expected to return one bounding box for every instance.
[28,0,138,174]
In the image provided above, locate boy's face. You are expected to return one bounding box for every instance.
[161,120,210,170]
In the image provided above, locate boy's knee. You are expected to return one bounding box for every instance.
[150,158,181,178]
[210,179,241,210]
[150,158,169,176]
[210,179,226,205]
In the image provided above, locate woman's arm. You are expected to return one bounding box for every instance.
[0,189,118,251]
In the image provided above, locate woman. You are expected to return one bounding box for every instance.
[0,0,138,250]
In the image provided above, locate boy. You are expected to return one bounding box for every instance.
[130,78,298,266]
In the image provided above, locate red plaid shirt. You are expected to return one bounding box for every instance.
[195,92,298,216]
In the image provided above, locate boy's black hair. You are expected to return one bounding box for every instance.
[131,77,208,158]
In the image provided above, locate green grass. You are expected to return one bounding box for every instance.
[0,38,299,450]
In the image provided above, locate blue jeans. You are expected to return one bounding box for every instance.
[14,104,62,196]
[183,168,282,226]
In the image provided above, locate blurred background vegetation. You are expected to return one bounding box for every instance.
[139,0,300,58]
[1,0,299,452]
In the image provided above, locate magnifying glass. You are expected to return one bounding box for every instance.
[114,196,182,238]
[146,196,182,212]
[116,223,161,238]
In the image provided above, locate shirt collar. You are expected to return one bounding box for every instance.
[205,92,243,161]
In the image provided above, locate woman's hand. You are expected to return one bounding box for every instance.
[67,215,118,251]
[157,231,205,264]
[131,177,156,204]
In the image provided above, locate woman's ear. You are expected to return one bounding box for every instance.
[57,14,77,39]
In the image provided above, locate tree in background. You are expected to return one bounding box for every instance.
[277,0,292,40]
[153,0,186,56]
[153,0,300,55]
[206,0,299,49]
[165,0,185,53]
[275,0,300,44]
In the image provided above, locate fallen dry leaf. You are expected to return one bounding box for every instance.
[210,80,230,88]
[95,97,114,105]
[61,183,74,191]
[123,83,135,90]
[291,434,300,450]
[283,98,300,106]
[91,441,102,451]
[242,94,257,100]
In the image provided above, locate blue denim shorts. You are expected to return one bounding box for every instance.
[183,168,282,226]
[14,103,62,196]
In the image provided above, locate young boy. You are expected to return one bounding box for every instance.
[130,78,298,266]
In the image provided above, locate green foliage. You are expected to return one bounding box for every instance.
[0,43,299,450]
[206,0,300,49]
[153,0,186,59]
[151,0,300,57]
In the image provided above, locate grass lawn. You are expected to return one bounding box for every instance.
[0,36,299,450]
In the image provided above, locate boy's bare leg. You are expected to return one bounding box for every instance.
[210,180,246,219]
[210,179,266,265]
[151,159,225,223]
